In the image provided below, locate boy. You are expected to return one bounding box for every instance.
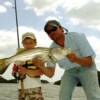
[12,32,55,100]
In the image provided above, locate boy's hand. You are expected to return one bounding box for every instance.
[32,57,45,68]
[18,66,27,75]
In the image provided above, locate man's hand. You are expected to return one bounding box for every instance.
[67,53,77,62]
[67,53,92,67]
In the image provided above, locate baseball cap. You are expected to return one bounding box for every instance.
[22,32,36,41]
[44,20,62,32]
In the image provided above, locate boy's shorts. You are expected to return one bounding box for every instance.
[18,87,44,100]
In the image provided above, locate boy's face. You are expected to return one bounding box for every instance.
[22,38,36,49]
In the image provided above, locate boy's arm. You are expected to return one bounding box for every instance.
[18,66,43,78]
[26,69,43,77]
[36,67,55,78]
[32,58,55,78]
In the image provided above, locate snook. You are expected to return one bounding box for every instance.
[0,47,72,74]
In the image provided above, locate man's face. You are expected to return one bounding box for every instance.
[22,38,36,49]
[46,25,64,42]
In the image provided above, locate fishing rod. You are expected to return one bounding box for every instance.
[14,0,24,99]
[14,0,20,48]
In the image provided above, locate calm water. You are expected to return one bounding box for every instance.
[0,83,86,100]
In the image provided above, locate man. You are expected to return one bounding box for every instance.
[44,20,100,100]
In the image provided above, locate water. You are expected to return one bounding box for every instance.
[0,83,86,100]
[0,83,18,100]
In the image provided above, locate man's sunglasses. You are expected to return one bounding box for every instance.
[46,26,57,34]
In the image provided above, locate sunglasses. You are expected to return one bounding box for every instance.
[46,26,57,34]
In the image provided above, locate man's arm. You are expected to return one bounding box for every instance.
[67,53,93,67]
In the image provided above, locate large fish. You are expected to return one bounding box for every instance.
[0,47,72,74]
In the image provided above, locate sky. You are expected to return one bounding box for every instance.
[0,0,100,82]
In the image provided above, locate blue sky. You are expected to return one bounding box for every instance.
[0,0,100,81]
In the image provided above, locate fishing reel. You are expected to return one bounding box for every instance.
[12,64,26,80]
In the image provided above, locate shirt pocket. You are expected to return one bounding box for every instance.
[65,36,81,57]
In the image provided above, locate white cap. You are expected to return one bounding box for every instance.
[22,32,36,41]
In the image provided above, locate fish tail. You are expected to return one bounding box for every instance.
[0,59,8,74]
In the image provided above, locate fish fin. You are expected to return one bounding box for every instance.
[0,59,8,74]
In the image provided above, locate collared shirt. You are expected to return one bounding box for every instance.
[48,32,96,70]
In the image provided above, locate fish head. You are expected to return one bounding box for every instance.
[50,48,72,61]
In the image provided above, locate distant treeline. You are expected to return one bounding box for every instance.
[0,76,17,83]
[54,71,100,87]
[0,71,100,86]
[0,76,49,84]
